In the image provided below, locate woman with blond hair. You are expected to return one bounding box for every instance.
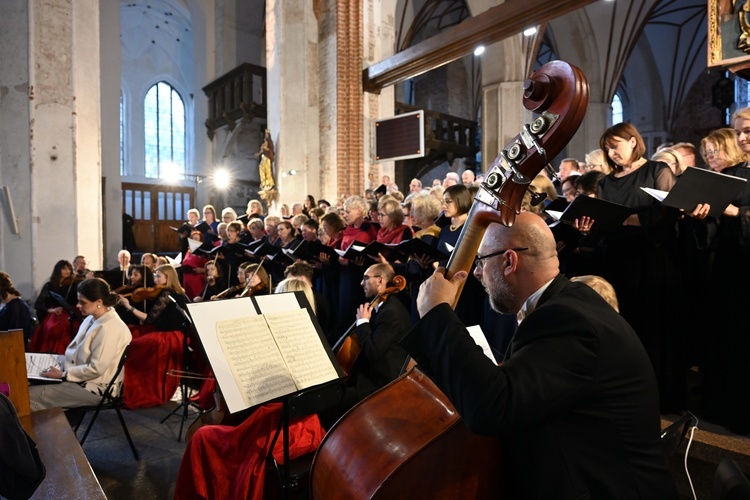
[118,264,189,331]
[700,127,747,172]
[584,149,612,175]
[700,108,750,433]
[275,277,316,314]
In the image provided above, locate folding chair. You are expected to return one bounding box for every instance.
[73,345,139,460]
[267,380,345,500]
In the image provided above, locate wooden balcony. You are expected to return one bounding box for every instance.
[202,63,267,138]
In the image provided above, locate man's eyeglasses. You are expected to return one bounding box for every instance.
[362,275,382,281]
[474,247,529,269]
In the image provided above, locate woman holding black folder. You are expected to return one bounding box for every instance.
[699,111,750,433]
[595,122,685,413]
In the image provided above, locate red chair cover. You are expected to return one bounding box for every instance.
[174,403,325,500]
[28,312,80,354]
[123,330,184,408]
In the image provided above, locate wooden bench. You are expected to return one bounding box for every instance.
[21,408,106,499]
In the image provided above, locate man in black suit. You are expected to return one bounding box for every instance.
[401,212,676,499]
[322,263,410,428]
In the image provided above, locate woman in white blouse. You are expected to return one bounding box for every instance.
[29,278,132,411]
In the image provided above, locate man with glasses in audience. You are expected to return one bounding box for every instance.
[400,212,677,499]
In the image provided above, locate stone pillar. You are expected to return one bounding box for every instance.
[481,81,532,170]
[0,0,102,293]
[567,101,611,160]
[266,0,320,208]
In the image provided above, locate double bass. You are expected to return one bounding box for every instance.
[310,60,589,498]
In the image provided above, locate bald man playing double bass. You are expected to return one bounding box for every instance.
[400,212,676,499]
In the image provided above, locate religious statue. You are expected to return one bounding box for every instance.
[257,129,278,203]
[737,0,750,53]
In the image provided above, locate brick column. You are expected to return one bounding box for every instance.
[335,0,363,197]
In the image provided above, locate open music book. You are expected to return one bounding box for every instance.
[187,293,343,413]
[25,353,65,382]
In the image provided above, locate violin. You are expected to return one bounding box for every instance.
[311,60,590,499]
[332,275,407,376]
[212,284,244,300]
[124,286,166,302]
[60,274,86,287]
[238,281,267,298]
[114,283,139,295]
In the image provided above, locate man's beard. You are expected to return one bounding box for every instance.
[485,273,517,315]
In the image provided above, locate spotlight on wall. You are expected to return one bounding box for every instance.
[523,27,538,37]
[213,169,231,189]
[473,46,485,56]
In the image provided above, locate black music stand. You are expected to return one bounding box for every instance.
[160,296,203,441]
[267,379,345,499]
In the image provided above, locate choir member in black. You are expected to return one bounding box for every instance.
[334,196,378,338]
[118,264,189,332]
[216,221,247,288]
[436,185,483,327]
[318,212,346,330]
[0,272,35,348]
[699,110,750,433]
[264,216,281,246]
[594,122,685,413]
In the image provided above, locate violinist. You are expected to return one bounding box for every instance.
[33,260,77,322]
[211,262,252,300]
[321,263,409,428]
[238,263,270,298]
[118,264,189,332]
[115,264,154,324]
[194,260,225,302]
[72,255,92,278]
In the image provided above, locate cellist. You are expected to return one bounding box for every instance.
[320,263,410,429]
[400,213,676,499]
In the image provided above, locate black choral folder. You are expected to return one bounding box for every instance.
[641,167,747,219]
[546,195,632,233]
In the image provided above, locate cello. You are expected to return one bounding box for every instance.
[310,60,589,498]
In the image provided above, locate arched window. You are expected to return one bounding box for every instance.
[612,94,624,125]
[144,82,186,179]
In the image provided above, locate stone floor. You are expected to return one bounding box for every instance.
[75,400,193,500]
[71,394,749,500]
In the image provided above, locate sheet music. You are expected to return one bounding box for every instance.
[640,187,668,202]
[216,316,297,408]
[25,352,65,382]
[466,326,499,365]
[265,309,339,389]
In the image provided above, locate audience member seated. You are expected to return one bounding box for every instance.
[0,272,35,348]
[29,278,131,411]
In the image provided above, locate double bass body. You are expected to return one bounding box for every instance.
[310,367,504,498]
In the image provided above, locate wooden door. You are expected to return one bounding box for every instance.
[122,183,195,253]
